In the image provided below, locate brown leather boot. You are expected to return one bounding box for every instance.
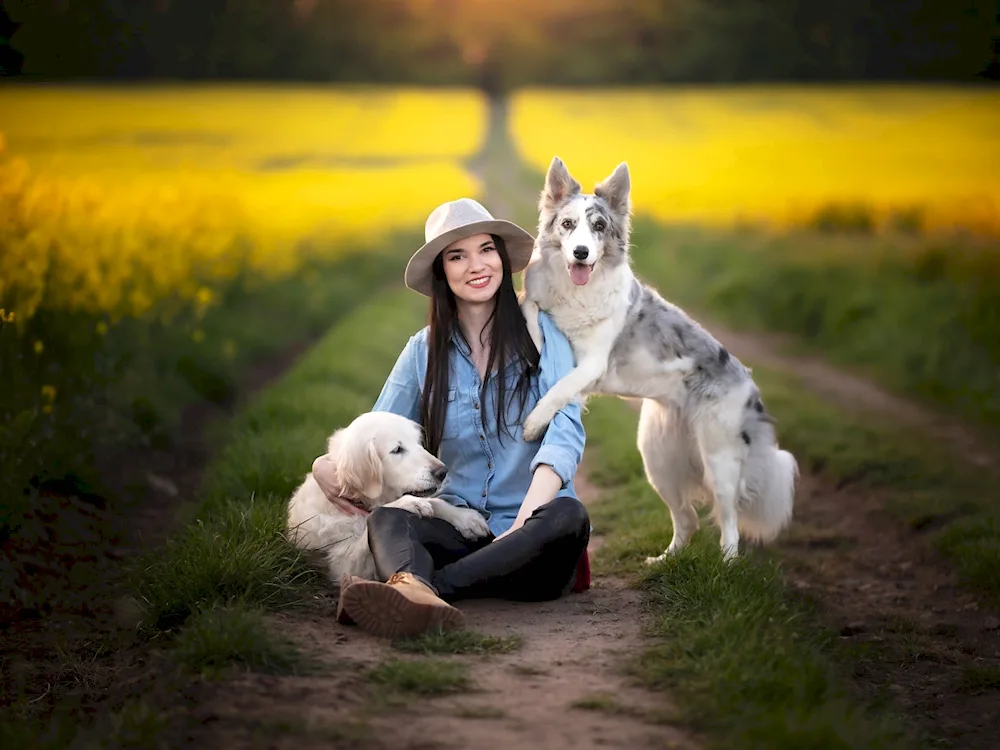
[336,573,365,625]
[340,572,465,638]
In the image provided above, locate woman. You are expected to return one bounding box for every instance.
[329,197,590,639]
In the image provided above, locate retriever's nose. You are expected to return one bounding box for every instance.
[432,465,448,483]
[573,246,589,261]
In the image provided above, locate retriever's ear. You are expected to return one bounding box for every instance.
[540,156,581,213]
[336,438,383,500]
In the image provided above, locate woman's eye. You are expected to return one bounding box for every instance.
[561,219,574,230]
[390,444,405,455]
[447,254,462,262]
[593,221,606,232]
[482,245,495,253]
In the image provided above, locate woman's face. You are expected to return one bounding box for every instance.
[441,233,503,306]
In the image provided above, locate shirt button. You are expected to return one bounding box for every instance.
[482,490,487,497]
[488,462,493,469]
[479,433,485,440]
[473,401,480,409]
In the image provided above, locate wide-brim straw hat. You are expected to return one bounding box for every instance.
[404,198,535,297]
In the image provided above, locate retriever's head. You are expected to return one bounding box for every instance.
[331,412,446,507]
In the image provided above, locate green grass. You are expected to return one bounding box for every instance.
[391,630,522,656]
[130,288,428,632]
[132,496,319,628]
[583,397,913,750]
[173,603,303,677]
[630,219,1000,433]
[366,658,471,696]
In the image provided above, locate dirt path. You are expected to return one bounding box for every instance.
[195,467,697,750]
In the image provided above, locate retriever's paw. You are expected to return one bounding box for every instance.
[449,508,491,541]
[387,496,434,517]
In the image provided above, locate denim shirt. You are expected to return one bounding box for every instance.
[372,311,585,537]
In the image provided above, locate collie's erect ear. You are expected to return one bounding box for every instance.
[594,162,631,213]
[540,156,581,213]
[336,438,383,501]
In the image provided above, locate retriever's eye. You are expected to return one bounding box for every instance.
[593,220,606,232]
[390,444,405,455]
[561,219,574,230]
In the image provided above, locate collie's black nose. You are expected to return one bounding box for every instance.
[573,246,589,261]
[432,466,448,482]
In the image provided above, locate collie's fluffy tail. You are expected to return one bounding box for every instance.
[736,393,798,542]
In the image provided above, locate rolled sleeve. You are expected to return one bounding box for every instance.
[371,335,422,422]
[529,312,586,487]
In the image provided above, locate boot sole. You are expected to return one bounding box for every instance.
[341,581,465,639]
[336,574,363,625]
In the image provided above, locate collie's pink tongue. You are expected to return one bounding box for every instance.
[569,263,592,286]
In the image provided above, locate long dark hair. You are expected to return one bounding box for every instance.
[420,235,540,456]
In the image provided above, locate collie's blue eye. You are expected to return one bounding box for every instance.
[561,219,574,230]
[593,221,606,232]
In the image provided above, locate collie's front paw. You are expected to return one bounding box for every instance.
[521,410,551,442]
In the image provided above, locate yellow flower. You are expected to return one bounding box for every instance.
[95,321,108,335]
[42,404,53,415]
[192,328,205,343]
[33,340,44,354]
[41,384,57,402]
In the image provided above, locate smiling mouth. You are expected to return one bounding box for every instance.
[467,276,491,288]
[568,262,593,286]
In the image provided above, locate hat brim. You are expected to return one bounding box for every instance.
[404,219,535,297]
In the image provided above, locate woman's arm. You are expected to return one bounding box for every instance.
[493,464,562,540]
[371,334,423,421]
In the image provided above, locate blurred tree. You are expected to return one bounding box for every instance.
[0,1,24,75]
[3,0,996,84]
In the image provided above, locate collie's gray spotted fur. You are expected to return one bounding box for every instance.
[520,157,797,560]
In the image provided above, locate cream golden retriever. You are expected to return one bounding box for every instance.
[286,411,490,583]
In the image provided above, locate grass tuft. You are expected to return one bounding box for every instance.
[174,603,302,676]
[366,658,470,696]
[570,694,623,713]
[956,664,1000,695]
[132,495,319,629]
[391,630,522,656]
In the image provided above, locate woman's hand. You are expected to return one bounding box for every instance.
[312,455,369,517]
[493,464,562,542]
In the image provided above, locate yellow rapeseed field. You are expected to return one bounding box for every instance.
[0,86,486,323]
[510,86,1000,233]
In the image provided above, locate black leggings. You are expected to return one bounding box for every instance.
[366,496,590,602]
